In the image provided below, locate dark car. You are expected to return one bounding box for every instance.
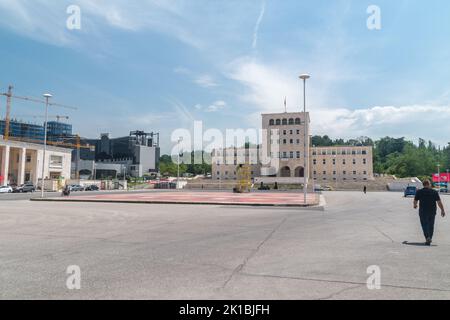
[14,183,36,193]
[85,185,100,191]
[404,186,417,197]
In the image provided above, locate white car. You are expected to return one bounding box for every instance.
[0,186,13,193]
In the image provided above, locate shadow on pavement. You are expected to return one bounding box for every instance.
[402,241,437,247]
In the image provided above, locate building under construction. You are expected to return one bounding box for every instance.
[0,119,72,143]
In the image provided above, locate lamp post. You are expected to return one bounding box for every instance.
[312,143,316,193]
[437,163,441,193]
[334,154,338,190]
[299,74,310,204]
[177,137,183,189]
[41,93,52,198]
[446,169,449,193]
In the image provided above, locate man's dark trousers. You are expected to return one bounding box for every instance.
[419,210,436,240]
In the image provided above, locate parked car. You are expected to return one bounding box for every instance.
[404,186,417,197]
[315,185,333,192]
[69,185,85,192]
[13,183,36,193]
[84,185,100,191]
[0,185,13,193]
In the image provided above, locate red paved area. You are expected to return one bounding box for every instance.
[43,191,320,207]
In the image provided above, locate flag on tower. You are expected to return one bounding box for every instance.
[284,97,287,112]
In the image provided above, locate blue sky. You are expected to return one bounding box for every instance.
[1,0,450,153]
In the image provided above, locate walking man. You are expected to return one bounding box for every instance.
[414,180,446,246]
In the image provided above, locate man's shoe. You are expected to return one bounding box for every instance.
[426,238,432,246]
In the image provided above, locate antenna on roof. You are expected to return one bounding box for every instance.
[284,97,287,113]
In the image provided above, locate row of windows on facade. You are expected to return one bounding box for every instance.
[216,171,255,176]
[269,118,302,126]
[313,158,368,165]
[271,129,302,136]
[313,170,368,175]
[271,138,301,145]
[315,177,369,181]
[13,154,63,167]
[213,152,259,157]
[312,149,368,155]
[215,156,368,164]
[270,151,302,159]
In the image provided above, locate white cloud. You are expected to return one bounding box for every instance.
[174,67,219,88]
[252,1,266,49]
[194,100,227,113]
[0,0,202,48]
[206,100,227,112]
[194,74,218,88]
[226,58,450,145]
[313,105,450,145]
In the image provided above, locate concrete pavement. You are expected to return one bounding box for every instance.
[1,191,450,299]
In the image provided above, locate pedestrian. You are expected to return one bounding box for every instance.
[363,186,367,194]
[414,180,446,246]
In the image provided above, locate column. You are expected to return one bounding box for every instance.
[18,148,26,185]
[1,145,10,186]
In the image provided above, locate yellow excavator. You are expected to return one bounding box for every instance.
[233,164,252,193]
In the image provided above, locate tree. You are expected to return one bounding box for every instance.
[159,151,211,177]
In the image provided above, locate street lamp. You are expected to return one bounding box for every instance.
[334,154,338,190]
[177,137,183,189]
[447,169,449,193]
[437,163,441,193]
[299,74,310,205]
[41,93,52,198]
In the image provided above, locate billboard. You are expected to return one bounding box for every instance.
[432,173,450,183]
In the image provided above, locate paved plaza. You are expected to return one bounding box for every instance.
[34,191,320,207]
[1,191,450,300]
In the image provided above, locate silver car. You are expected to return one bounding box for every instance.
[0,186,13,193]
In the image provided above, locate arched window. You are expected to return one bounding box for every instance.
[281,166,291,177]
[276,119,281,125]
[282,119,288,125]
[269,119,275,126]
[295,118,301,125]
[289,118,294,125]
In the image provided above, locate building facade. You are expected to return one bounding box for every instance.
[212,112,374,183]
[212,147,262,181]
[311,146,373,183]
[0,137,72,186]
[261,112,311,179]
[73,131,160,179]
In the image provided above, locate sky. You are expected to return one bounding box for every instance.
[1,0,450,153]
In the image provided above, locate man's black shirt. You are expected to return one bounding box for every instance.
[415,188,441,215]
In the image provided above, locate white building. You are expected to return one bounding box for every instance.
[0,137,72,186]
[212,111,374,184]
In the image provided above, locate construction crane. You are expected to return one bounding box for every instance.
[10,115,70,122]
[1,85,76,141]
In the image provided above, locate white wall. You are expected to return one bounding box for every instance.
[35,148,72,180]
